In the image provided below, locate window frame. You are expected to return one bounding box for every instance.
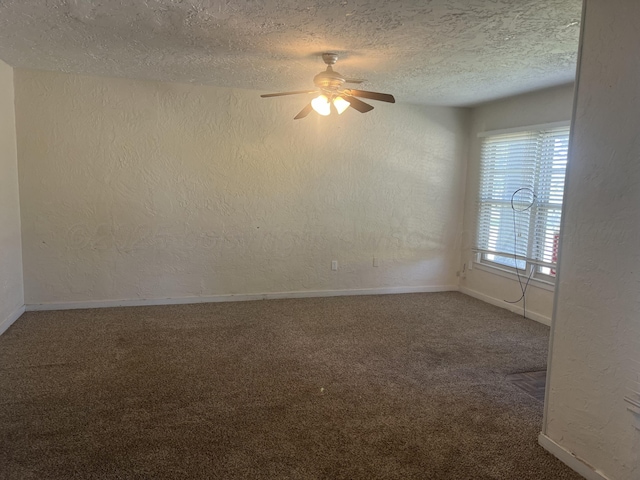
[474,121,571,287]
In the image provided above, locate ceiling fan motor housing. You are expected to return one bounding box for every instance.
[313,53,344,91]
[313,67,345,90]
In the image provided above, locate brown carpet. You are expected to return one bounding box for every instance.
[0,292,581,480]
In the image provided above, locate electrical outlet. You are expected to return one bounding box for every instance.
[373,257,379,267]
[331,260,338,271]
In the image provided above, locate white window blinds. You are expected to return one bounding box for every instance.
[475,126,570,269]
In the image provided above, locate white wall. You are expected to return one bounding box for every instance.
[15,69,469,307]
[0,59,24,332]
[459,84,575,323]
[542,0,640,479]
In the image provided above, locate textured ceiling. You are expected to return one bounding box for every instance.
[0,0,582,106]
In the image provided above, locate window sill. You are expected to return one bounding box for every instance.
[472,262,556,292]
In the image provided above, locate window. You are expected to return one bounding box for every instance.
[475,124,570,283]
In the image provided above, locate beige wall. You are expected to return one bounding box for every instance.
[15,69,469,306]
[459,84,575,323]
[543,0,640,478]
[0,60,23,331]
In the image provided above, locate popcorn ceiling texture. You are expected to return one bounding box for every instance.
[0,0,581,106]
[0,60,23,327]
[15,69,468,305]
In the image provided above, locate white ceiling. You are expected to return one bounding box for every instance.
[0,0,582,106]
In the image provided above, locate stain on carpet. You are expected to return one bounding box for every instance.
[505,370,547,402]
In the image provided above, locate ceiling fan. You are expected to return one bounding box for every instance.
[261,53,396,120]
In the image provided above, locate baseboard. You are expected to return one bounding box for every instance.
[459,286,551,326]
[0,304,26,336]
[25,285,459,311]
[538,433,610,480]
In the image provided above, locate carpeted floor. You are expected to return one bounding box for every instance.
[0,292,582,479]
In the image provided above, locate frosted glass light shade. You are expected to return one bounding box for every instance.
[311,95,331,116]
[333,96,350,114]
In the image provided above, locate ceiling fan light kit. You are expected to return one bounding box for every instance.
[261,53,395,120]
[333,96,350,114]
[311,94,331,116]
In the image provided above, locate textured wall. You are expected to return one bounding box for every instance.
[544,0,640,478]
[0,60,24,328]
[460,84,574,322]
[15,69,468,305]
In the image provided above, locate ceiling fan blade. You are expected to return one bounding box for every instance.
[346,89,395,103]
[344,79,366,84]
[261,90,317,98]
[294,103,314,120]
[344,95,374,113]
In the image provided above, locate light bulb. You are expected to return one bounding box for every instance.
[333,96,350,114]
[311,95,331,116]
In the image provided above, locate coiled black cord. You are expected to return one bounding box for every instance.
[504,188,537,318]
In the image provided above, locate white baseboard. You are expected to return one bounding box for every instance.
[0,304,26,336]
[459,286,551,326]
[538,433,610,480]
[25,285,459,311]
